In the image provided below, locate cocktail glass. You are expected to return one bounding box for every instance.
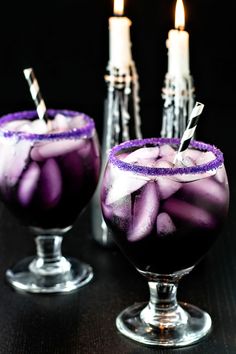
[0,109,100,294]
[101,137,229,347]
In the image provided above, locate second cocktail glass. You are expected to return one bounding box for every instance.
[0,109,100,293]
[101,137,229,347]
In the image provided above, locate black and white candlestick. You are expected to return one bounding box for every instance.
[161,0,195,139]
[91,0,142,247]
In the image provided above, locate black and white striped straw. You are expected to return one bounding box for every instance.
[23,68,48,122]
[174,102,205,164]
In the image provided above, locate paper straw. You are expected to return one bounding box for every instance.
[23,68,48,122]
[174,101,204,164]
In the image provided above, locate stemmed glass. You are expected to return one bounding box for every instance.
[0,109,100,294]
[101,137,229,347]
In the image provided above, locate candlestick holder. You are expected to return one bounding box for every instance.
[161,74,195,138]
[91,62,142,247]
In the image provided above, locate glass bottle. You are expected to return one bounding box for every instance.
[91,62,142,247]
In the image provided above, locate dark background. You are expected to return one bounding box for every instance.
[0,0,235,148]
[0,1,236,353]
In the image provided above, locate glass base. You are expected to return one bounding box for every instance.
[116,301,212,347]
[6,256,93,294]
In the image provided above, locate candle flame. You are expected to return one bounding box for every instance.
[175,0,185,30]
[114,0,124,16]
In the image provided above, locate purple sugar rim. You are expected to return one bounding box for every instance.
[109,138,224,176]
[0,109,95,141]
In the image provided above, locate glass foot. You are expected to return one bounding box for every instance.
[6,256,93,294]
[116,301,212,347]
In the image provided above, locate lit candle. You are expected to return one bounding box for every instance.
[109,0,132,74]
[167,0,190,77]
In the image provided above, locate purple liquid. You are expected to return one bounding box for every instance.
[0,110,100,230]
[101,140,229,274]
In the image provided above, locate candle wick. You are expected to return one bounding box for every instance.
[176,25,184,31]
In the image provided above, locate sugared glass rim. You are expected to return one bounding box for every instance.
[0,109,95,141]
[109,138,224,176]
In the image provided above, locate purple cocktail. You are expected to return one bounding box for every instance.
[101,137,229,347]
[0,110,100,293]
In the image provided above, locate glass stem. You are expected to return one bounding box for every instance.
[29,235,71,276]
[140,278,188,329]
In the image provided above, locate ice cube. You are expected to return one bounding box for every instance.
[162,198,217,229]
[124,146,160,163]
[159,144,176,159]
[171,151,217,183]
[112,195,131,221]
[101,202,113,220]
[106,167,148,205]
[185,148,202,162]
[157,177,181,200]
[77,140,92,160]
[153,159,174,169]
[117,152,130,161]
[4,121,32,134]
[215,165,228,184]
[173,170,216,182]
[173,151,216,182]
[195,151,215,165]
[38,158,62,208]
[169,153,217,183]
[175,156,196,167]
[52,114,69,132]
[110,195,132,233]
[30,119,48,134]
[18,162,40,206]
[179,177,229,215]
[1,120,29,131]
[128,182,160,242]
[69,115,86,130]
[156,212,176,236]
[16,123,32,133]
[0,137,32,191]
[31,139,87,161]
[153,159,181,199]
